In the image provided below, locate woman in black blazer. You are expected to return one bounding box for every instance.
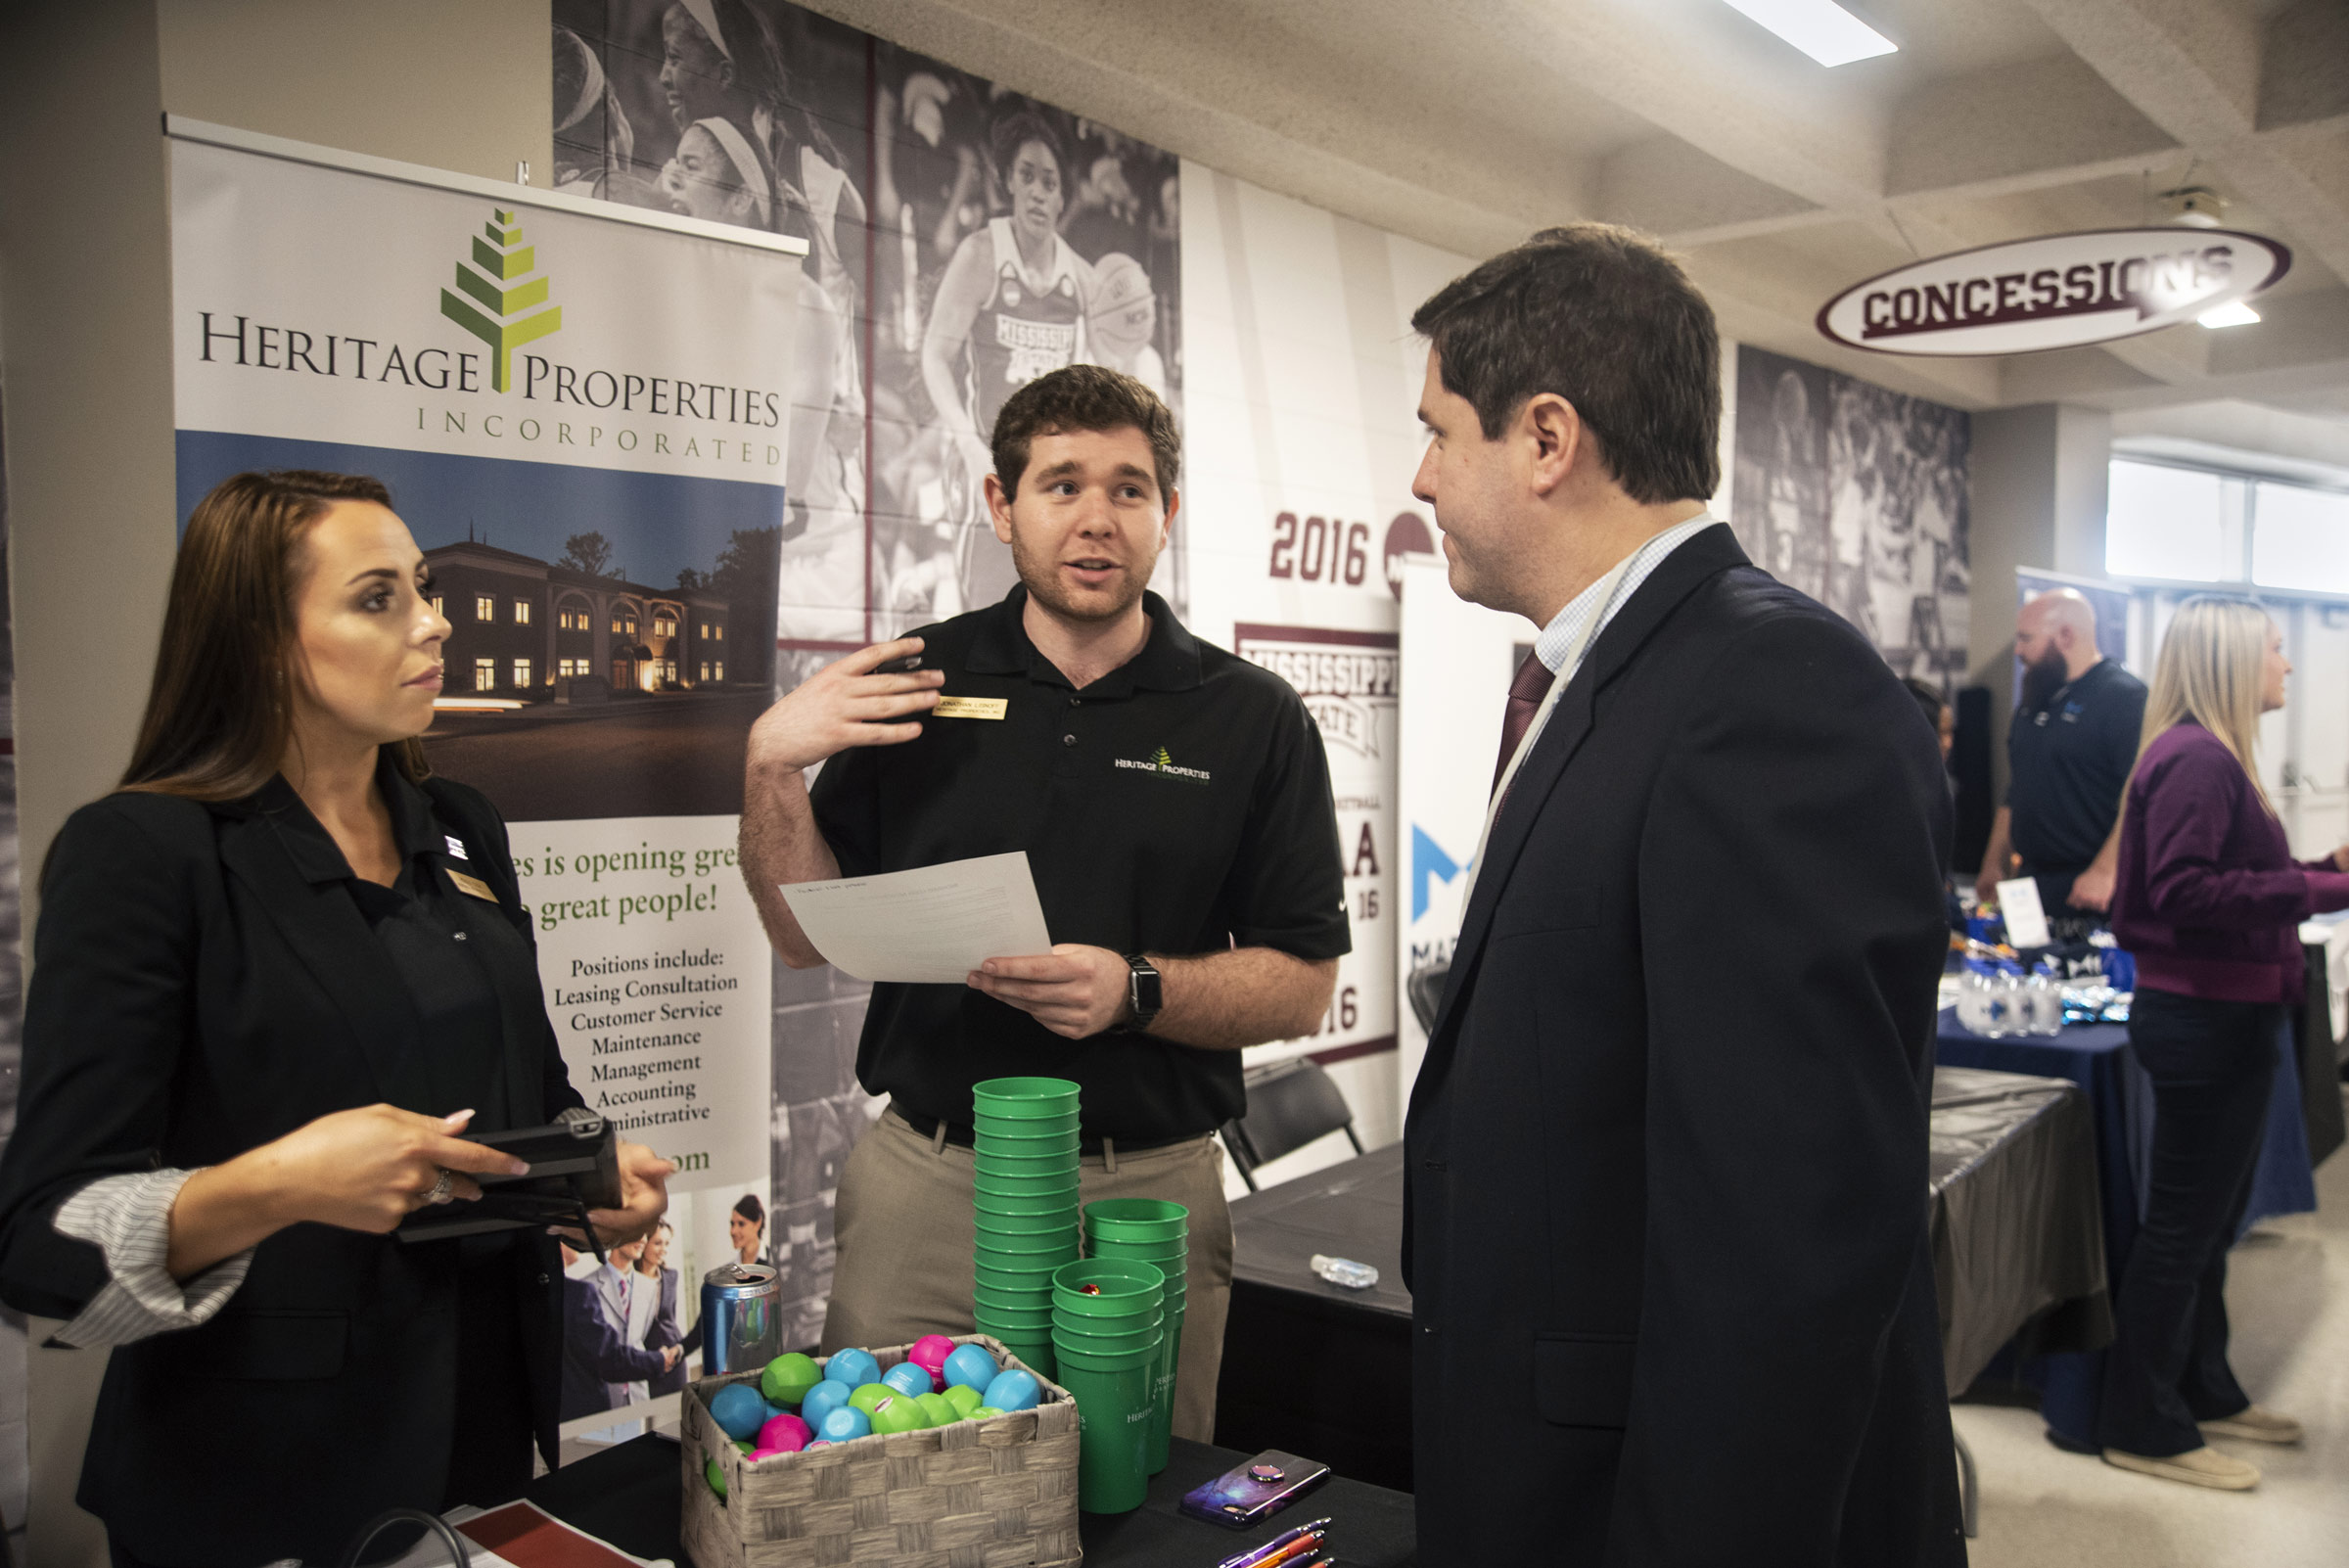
[0,471,673,1566]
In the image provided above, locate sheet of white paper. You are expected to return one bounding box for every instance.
[779,852,1054,983]
[1997,876,2051,949]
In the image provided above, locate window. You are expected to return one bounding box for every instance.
[699,662,711,682]
[612,614,637,635]
[653,615,677,638]
[713,623,723,641]
[2251,483,2349,596]
[431,595,444,617]
[475,595,495,622]
[661,660,678,684]
[513,658,532,688]
[559,606,586,631]
[513,599,531,625]
[2106,461,2241,582]
[713,660,724,681]
[474,658,496,692]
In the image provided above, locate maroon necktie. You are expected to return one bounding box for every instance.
[1492,650,1553,798]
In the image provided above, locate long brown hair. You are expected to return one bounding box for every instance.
[121,470,431,800]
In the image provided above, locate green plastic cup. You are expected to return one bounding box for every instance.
[970,1077,1082,1117]
[1050,1313,1162,1357]
[1082,1199,1188,1244]
[972,1103,1081,1127]
[1144,1304,1183,1474]
[992,1339,1055,1379]
[975,1232,1081,1262]
[1051,1259,1164,1320]
[975,1258,1060,1290]
[1053,1346,1154,1514]
[1085,1241,1187,1275]
[973,1143,1081,1170]
[974,1173,1082,1203]
[972,1140,1081,1164]
[974,1197,1079,1225]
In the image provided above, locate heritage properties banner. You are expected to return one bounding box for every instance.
[167,121,802,1430]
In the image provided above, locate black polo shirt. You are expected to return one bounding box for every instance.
[810,586,1351,1142]
[2007,657,2147,899]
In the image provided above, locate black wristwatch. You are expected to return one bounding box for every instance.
[1123,953,1162,1032]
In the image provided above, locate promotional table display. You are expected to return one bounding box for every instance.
[1051,1258,1168,1514]
[1082,1198,1189,1476]
[972,1077,1084,1377]
[682,1334,1079,1565]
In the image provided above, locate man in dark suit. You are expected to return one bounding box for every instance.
[1402,226,1962,1564]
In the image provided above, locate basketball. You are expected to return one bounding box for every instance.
[1087,252,1157,362]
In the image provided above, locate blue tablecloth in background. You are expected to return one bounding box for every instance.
[1935,1006,2315,1446]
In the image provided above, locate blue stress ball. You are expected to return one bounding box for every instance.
[826,1348,882,1389]
[982,1368,1040,1412]
[818,1406,872,1443]
[881,1361,933,1400]
[801,1379,853,1429]
[711,1382,770,1442]
[943,1344,1000,1392]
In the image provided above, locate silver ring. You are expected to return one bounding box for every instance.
[424,1168,456,1205]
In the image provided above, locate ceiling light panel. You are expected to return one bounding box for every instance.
[1717,0,1898,67]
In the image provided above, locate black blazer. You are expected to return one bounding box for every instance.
[0,772,582,1567]
[1403,528,1963,1565]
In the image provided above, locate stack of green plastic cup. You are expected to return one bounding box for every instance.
[971,1076,1082,1377]
[1082,1198,1188,1475]
[1051,1258,1165,1514]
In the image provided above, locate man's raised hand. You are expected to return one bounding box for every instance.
[746,636,945,776]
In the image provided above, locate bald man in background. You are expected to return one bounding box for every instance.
[1977,588,2147,921]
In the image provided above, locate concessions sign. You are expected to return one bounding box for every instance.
[1818,228,2290,356]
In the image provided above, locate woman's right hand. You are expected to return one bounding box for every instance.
[168,1107,531,1278]
[252,1106,530,1233]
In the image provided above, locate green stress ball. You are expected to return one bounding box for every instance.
[849,1382,894,1416]
[705,1455,727,1498]
[868,1393,929,1434]
[915,1392,957,1425]
[943,1383,985,1418]
[734,1438,755,1454]
[761,1351,822,1407]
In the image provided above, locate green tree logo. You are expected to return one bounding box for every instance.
[439,208,562,392]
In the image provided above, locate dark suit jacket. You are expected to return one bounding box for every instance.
[0,771,583,1567]
[647,1266,695,1397]
[1403,527,1962,1565]
[558,1272,670,1421]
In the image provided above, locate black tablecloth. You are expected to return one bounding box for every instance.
[1216,1065,2108,1490]
[525,1431,1415,1566]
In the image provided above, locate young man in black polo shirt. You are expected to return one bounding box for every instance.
[1976,587,2147,922]
[739,364,1349,1438]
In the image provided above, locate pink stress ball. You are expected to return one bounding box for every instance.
[908,1334,956,1392]
[757,1413,811,1453]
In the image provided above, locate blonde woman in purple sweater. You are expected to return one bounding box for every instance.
[2101,595,2349,1490]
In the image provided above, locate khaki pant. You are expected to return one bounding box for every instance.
[823,1107,1233,1442]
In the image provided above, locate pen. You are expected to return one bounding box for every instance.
[1248,1530,1328,1568]
[1218,1521,1333,1568]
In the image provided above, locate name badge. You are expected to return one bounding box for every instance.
[934,696,1008,720]
[447,868,499,903]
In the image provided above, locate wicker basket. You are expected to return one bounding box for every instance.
[680,1333,1082,1568]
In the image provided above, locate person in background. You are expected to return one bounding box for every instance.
[1400,226,1959,1562]
[641,1219,699,1396]
[1905,674,1955,765]
[558,1245,677,1423]
[1977,588,2145,922]
[2098,595,2349,1490]
[0,471,671,1566]
[730,1192,767,1267]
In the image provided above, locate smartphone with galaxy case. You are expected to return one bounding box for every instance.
[1177,1450,1331,1527]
